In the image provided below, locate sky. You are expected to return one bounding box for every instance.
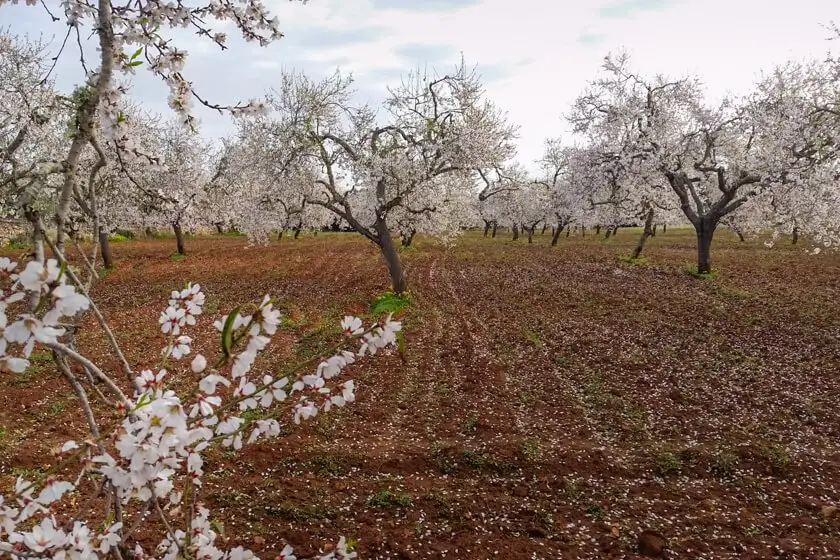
[1,0,838,172]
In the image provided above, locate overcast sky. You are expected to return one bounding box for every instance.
[2,0,837,171]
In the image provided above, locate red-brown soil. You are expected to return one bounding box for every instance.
[1,228,839,559]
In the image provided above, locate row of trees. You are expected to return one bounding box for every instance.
[3,25,840,289]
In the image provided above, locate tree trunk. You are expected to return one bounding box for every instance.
[293,226,301,239]
[581,226,585,237]
[566,227,571,237]
[491,222,498,238]
[551,223,564,247]
[483,221,491,237]
[375,217,407,293]
[99,227,113,269]
[595,225,601,235]
[651,223,657,237]
[215,223,224,234]
[541,224,548,235]
[791,227,799,245]
[695,219,717,275]
[613,226,620,237]
[277,230,283,241]
[526,228,534,243]
[662,224,667,234]
[313,230,318,237]
[631,208,655,259]
[512,224,520,241]
[145,227,153,238]
[401,231,415,248]
[605,227,612,239]
[173,223,185,255]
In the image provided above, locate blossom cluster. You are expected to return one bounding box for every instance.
[0,258,401,559]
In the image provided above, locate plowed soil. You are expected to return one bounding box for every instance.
[1,228,839,559]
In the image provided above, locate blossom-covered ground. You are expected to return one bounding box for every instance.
[1,229,839,559]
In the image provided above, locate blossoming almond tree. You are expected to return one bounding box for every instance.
[234,61,517,293]
[569,52,839,273]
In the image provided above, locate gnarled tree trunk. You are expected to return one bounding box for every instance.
[293,226,301,239]
[631,208,655,259]
[791,227,799,245]
[173,223,185,255]
[551,222,565,247]
[491,223,498,238]
[483,220,492,237]
[374,216,407,294]
[512,224,520,241]
[401,230,415,248]
[595,225,601,235]
[695,218,718,275]
[99,227,113,269]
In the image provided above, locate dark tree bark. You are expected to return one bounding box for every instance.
[491,222,498,238]
[277,230,283,241]
[551,222,565,247]
[696,218,718,275]
[512,224,520,241]
[525,227,535,243]
[98,227,113,269]
[595,225,601,235]
[374,216,407,294]
[173,223,185,255]
[581,226,586,237]
[566,227,571,237]
[541,224,548,235]
[651,223,657,237]
[483,220,491,237]
[631,208,655,259]
[791,226,799,245]
[613,226,620,237]
[215,223,224,234]
[662,223,667,234]
[605,227,613,239]
[401,230,415,248]
[145,227,153,238]
[293,226,301,239]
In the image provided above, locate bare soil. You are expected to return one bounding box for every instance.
[1,228,839,559]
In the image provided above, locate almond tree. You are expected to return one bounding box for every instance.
[238,62,517,293]
[569,53,837,273]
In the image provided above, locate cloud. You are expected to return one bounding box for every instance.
[368,0,481,12]
[394,43,457,65]
[577,33,605,47]
[282,24,390,49]
[598,0,671,19]
[476,58,535,84]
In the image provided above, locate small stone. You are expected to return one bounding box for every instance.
[253,536,265,546]
[638,530,666,557]
[610,525,620,538]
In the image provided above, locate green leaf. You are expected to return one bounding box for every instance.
[127,60,143,67]
[221,306,241,357]
[130,47,143,61]
[396,330,405,354]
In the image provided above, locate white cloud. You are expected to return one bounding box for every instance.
[1,0,838,171]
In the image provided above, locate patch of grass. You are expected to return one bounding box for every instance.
[653,450,683,477]
[619,255,649,266]
[370,290,411,315]
[366,489,413,508]
[585,502,607,521]
[758,443,791,475]
[461,416,478,435]
[264,501,339,521]
[6,235,31,250]
[523,330,543,349]
[48,401,66,417]
[710,448,739,478]
[97,267,112,278]
[521,437,543,463]
[683,264,719,280]
[170,253,186,261]
[13,467,46,482]
[108,233,129,242]
[215,230,247,237]
[717,285,751,299]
